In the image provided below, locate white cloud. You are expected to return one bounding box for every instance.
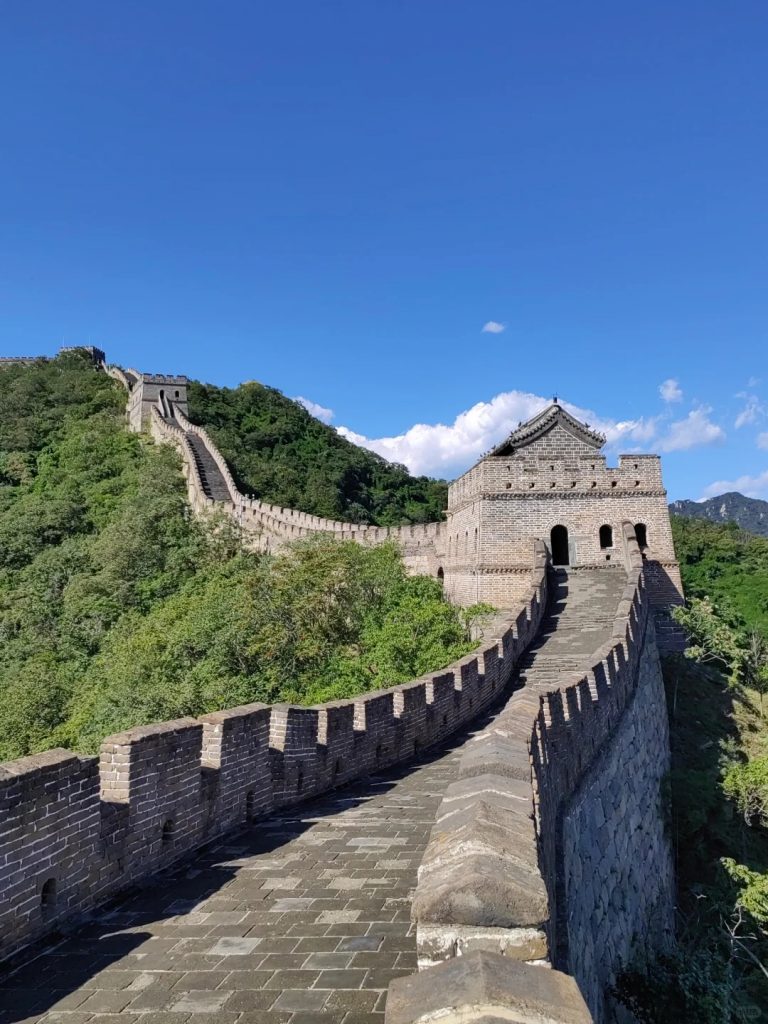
[481,321,505,334]
[294,396,334,424]
[700,470,768,501]
[659,378,683,403]
[336,390,659,477]
[656,407,725,453]
[748,376,761,387]
[757,432,768,450]
[734,393,765,429]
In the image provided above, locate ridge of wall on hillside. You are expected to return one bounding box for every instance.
[148,401,447,571]
[103,364,133,391]
[409,524,674,1022]
[0,545,547,966]
[170,405,241,504]
[149,405,228,517]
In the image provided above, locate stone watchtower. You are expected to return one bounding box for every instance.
[442,402,683,612]
[125,371,190,432]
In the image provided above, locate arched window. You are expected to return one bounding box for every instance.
[437,567,444,584]
[635,523,648,549]
[599,524,613,549]
[550,525,569,565]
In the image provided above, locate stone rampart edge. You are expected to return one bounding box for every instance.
[410,524,649,987]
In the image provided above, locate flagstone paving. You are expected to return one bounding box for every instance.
[0,740,464,1024]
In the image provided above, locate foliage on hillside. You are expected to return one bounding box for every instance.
[671,515,768,634]
[614,516,768,1021]
[187,379,447,525]
[0,354,479,761]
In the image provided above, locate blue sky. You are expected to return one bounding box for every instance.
[1,2,767,501]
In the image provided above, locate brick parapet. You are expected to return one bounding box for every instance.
[411,524,660,980]
[0,547,546,965]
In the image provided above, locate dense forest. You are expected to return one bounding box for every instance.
[187,379,447,525]
[0,354,481,760]
[615,517,768,1021]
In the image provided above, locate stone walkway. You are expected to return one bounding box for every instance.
[0,742,463,1024]
[0,568,624,1024]
[517,568,627,692]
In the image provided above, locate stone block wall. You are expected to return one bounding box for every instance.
[0,751,104,959]
[100,719,206,883]
[561,628,674,1020]
[0,556,547,965]
[410,526,674,1022]
[477,491,675,571]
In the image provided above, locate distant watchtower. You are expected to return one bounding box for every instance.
[126,371,190,432]
[442,402,683,612]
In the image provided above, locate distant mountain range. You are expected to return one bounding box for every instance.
[669,491,768,537]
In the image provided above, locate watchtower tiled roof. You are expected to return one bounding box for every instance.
[489,402,606,457]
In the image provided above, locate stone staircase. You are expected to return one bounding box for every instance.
[516,568,626,693]
[185,431,232,501]
[158,403,233,502]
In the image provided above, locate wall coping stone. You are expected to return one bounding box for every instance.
[385,951,592,1024]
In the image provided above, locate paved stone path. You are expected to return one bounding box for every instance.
[0,745,462,1024]
[0,569,623,1024]
[517,568,626,691]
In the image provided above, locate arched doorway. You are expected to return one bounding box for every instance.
[550,525,569,565]
[436,567,444,585]
[635,523,648,550]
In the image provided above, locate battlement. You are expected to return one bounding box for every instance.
[138,373,190,385]
[0,356,49,365]
[0,347,106,367]
[0,561,547,964]
[449,453,664,509]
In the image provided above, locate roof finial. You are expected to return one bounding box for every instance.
[552,394,559,405]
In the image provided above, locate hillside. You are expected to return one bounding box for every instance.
[0,354,478,761]
[187,379,447,525]
[670,492,768,537]
[671,514,768,633]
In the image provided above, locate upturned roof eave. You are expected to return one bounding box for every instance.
[487,403,606,457]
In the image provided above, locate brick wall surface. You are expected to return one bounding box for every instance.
[561,628,674,1021]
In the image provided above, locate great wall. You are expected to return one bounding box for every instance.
[0,353,686,1024]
